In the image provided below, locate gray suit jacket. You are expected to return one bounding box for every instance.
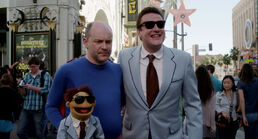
[118,46,202,139]
[57,114,104,139]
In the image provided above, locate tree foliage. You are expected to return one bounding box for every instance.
[202,56,210,65]
[222,54,231,66]
[201,56,218,66]
[217,58,223,67]
[230,47,239,76]
[210,56,218,65]
[230,47,239,61]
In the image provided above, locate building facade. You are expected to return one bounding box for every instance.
[0,0,8,66]
[1,0,125,75]
[1,0,174,76]
[232,0,258,69]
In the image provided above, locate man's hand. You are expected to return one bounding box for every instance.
[209,129,215,136]
[23,84,33,90]
[221,112,231,122]
[23,84,41,93]
[243,116,249,126]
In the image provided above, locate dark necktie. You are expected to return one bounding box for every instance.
[79,122,86,139]
[146,54,159,107]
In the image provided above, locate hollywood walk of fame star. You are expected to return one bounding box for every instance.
[150,0,161,7]
[169,1,196,26]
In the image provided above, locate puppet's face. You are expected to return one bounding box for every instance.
[66,91,96,121]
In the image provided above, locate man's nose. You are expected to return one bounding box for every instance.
[153,24,159,30]
[101,43,108,49]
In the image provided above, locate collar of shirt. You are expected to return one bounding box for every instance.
[71,115,89,128]
[220,90,234,98]
[28,72,40,79]
[141,45,163,60]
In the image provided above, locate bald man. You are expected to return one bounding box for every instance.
[46,22,124,139]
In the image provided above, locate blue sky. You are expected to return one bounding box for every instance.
[164,0,240,56]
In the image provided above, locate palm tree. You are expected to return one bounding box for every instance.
[222,54,231,74]
[230,47,239,76]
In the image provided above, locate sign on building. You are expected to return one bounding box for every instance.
[15,32,49,78]
[128,0,137,21]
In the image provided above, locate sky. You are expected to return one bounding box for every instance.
[163,0,240,56]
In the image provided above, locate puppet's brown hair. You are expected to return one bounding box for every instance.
[64,85,94,102]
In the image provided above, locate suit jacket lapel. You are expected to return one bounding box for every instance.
[128,46,149,108]
[151,47,176,108]
[85,116,96,139]
[65,115,78,139]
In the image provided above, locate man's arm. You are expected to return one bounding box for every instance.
[23,72,52,93]
[182,54,203,139]
[238,89,248,126]
[40,72,52,94]
[45,67,67,129]
[23,84,41,92]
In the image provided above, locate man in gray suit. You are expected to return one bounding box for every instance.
[118,7,202,139]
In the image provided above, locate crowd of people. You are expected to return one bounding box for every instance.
[0,6,257,139]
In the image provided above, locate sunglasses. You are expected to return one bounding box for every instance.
[139,20,165,29]
[72,96,95,104]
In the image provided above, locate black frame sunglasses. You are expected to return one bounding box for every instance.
[140,20,166,29]
[72,96,95,104]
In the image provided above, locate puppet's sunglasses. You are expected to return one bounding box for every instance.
[73,96,95,104]
[140,20,165,29]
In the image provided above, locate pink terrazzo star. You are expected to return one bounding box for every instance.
[150,0,161,7]
[169,1,196,26]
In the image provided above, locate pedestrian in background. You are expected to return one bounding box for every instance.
[238,64,258,139]
[0,74,23,139]
[216,75,239,139]
[195,65,216,139]
[16,57,52,139]
[207,65,222,94]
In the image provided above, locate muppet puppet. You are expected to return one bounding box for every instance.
[57,85,104,139]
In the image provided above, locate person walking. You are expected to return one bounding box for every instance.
[207,65,222,94]
[195,65,216,139]
[216,75,239,139]
[0,74,23,139]
[118,7,202,139]
[238,63,258,139]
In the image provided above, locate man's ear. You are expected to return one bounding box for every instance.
[137,29,142,41]
[66,101,70,107]
[82,37,88,49]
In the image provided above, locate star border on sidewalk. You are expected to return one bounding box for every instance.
[169,1,196,27]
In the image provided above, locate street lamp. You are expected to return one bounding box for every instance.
[165,29,187,36]
[165,29,187,50]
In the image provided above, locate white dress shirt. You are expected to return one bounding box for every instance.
[71,115,89,137]
[140,46,164,97]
